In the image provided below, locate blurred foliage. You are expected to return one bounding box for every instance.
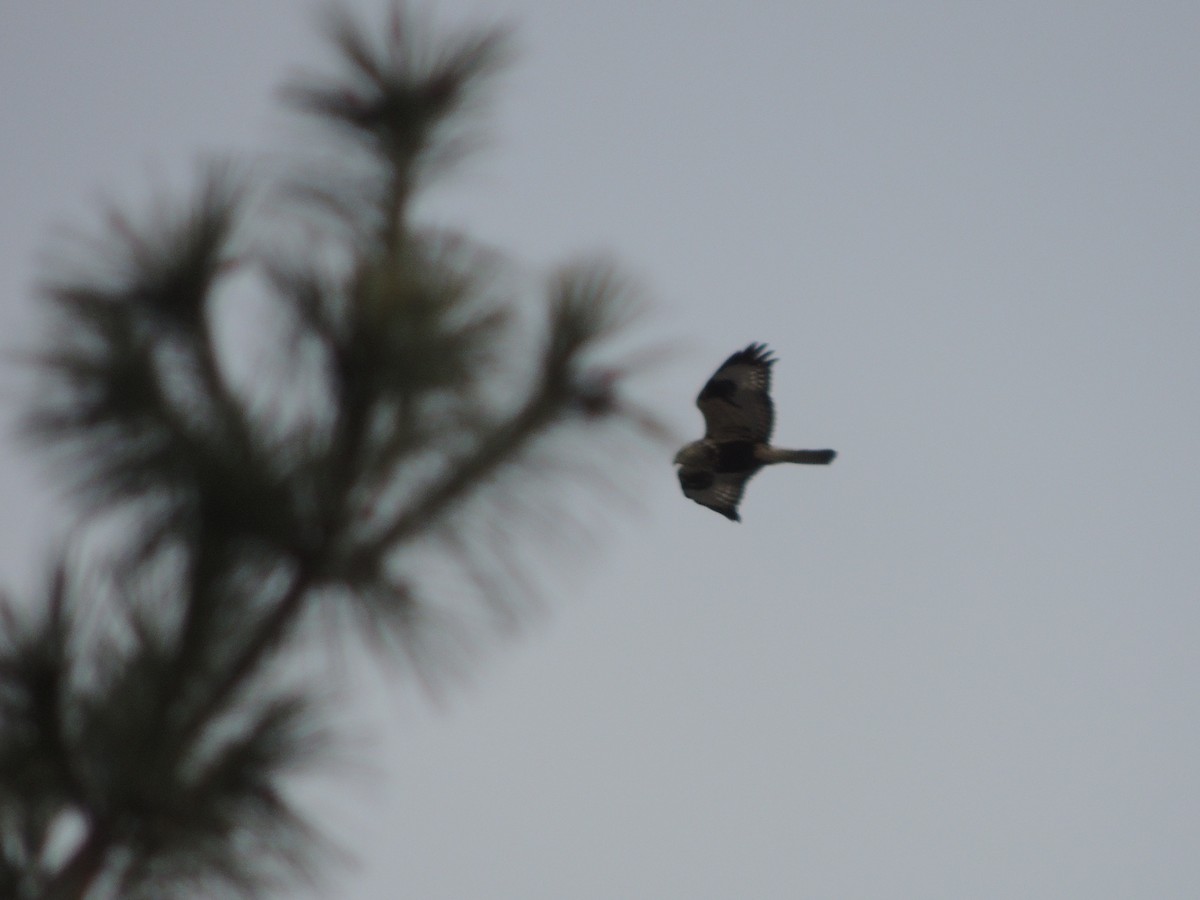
[1,3,663,897]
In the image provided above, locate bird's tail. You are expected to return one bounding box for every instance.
[758,447,837,465]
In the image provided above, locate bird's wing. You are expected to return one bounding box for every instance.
[676,466,757,522]
[695,343,775,443]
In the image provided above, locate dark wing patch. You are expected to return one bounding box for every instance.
[695,342,775,443]
[677,466,758,522]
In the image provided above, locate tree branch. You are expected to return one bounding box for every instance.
[172,569,314,756]
[373,381,563,553]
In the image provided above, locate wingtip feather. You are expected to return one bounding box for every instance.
[720,342,774,370]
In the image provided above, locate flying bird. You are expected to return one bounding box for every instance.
[674,343,835,521]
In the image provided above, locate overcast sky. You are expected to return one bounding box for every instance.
[4,2,1200,898]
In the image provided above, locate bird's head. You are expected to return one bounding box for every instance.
[673,442,707,467]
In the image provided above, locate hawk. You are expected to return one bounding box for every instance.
[674,343,835,521]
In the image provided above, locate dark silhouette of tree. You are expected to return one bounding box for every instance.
[0,5,663,897]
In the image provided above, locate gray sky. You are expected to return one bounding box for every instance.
[4,2,1200,897]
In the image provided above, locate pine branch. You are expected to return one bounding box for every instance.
[7,4,668,897]
[377,372,564,550]
[171,569,313,760]
[281,3,511,244]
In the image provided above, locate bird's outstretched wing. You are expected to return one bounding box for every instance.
[695,343,775,443]
[677,466,757,522]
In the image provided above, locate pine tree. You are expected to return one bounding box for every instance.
[0,5,663,897]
